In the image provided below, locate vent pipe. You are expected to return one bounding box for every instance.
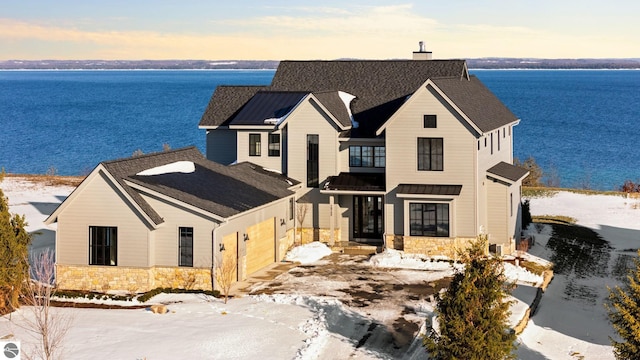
[413,41,432,60]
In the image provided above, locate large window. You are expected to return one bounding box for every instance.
[268,133,280,156]
[417,138,443,171]
[179,227,193,267]
[409,203,449,237]
[349,146,385,168]
[307,134,319,187]
[249,133,261,156]
[89,226,117,266]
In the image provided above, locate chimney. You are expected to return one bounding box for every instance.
[413,41,432,60]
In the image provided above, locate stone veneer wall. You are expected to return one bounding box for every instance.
[296,228,341,245]
[278,229,296,261]
[401,236,478,258]
[56,264,212,292]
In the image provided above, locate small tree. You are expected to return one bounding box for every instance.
[514,156,543,187]
[606,251,640,359]
[425,234,517,360]
[0,181,32,314]
[215,250,237,304]
[295,203,309,245]
[18,249,73,360]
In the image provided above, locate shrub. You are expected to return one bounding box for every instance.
[620,180,640,193]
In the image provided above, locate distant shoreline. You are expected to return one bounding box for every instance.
[1,58,639,70]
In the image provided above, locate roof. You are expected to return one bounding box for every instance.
[227,91,307,126]
[487,162,529,183]
[103,147,296,223]
[199,60,469,136]
[431,76,518,132]
[397,184,463,196]
[199,86,268,128]
[324,172,385,192]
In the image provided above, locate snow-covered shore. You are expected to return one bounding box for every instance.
[2,177,639,359]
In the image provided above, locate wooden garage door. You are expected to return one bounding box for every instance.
[245,218,276,275]
[222,232,238,283]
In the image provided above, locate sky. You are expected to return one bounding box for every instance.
[1,1,638,60]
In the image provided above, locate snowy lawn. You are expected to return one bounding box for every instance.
[2,177,639,359]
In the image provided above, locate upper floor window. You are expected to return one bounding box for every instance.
[249,133,261,156]
[349,146,385,168]
[307,134,319,187]
[409,203,449,237]
[417,138,443,171]
[89,226,117,266]
[179,227,193,267]
[424,115,437,128]
[268,133,280,157]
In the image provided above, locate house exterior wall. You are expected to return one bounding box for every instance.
[384,85,478,239]
[236,129,282,172]
[206,128,237,165]
[487,179,508,247]
[55,170,150,267]
[337,139,386,174]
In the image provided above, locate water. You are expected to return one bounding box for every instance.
[1,69,638,190]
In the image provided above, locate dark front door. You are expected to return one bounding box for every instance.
[353,196,383,239]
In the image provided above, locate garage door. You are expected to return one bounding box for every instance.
[222,232,238,283]
[245,218,276,275]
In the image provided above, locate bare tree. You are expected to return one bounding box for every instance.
[295,203,309,245]
[215,251,237,304]
[16,249,73,360]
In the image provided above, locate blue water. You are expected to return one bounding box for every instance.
[1,69,638,190]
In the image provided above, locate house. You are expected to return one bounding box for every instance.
[45,147,299,292]
[199,44,528,257]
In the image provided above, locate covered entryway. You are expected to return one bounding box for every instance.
[353,195,384,239]
[245,218,276,275]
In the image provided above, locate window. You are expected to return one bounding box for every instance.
[249,133,261,156]
[179,227,193,267]
[491,133,494,154]
[289,198,294,221]
[510,193,513,217]
[349,146,385,168]
[89,226,117,266]
[417,138,443,171]
[268,133,280,156]
[307,134,319,187]
[423,115,437,128]
[410,203,449,237]
[497,131,500,151]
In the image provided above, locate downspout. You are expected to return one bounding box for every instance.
[210,222,221,292]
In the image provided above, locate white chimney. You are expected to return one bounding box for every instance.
[413,41,432,60]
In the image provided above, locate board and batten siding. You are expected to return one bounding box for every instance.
[138,192,219,268]
[236,130,282,172]
[384,84,478,238]
[286,99,340,229]
[55,170,150,267]
[206,129,237,165]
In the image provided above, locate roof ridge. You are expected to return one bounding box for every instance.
[101,146,199,166]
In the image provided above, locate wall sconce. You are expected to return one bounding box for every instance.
[219,243,225,252]
[280,218,286,226]
[244,233,250,241]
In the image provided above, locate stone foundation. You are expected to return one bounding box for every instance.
[56,264,212,292]
[278,229,296,261]
[401,236,478,258]
[296,228,341,245]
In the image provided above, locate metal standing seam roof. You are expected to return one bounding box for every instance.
[103,147,296,223]
[487,161,529,182]
[324,172,386,192]
[227,91,308,126]
[396,184,463,196]
[199,86,268,127]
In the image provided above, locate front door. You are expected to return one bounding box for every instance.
[353,196,383,239]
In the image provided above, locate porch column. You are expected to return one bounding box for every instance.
[329,195,335,246]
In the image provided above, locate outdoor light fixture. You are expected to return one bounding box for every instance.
[280,218,286,226]
[219,243,225,252]
[244,233,250,241]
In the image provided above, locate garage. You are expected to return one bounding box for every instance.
[221,232,239,283]
[245,218,276,275]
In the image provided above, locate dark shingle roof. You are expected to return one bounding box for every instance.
[487,162,529,182]
[103,147,295,223]
[324,172,385,192]
[199,86,268,127]
[228,91,307,126]
[312,91,352,128]
[270,60,468,136]
[431,76,518,132]
[397,184,463,196]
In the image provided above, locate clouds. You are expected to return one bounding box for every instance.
[0,2,637,60]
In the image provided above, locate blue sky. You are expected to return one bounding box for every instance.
[1,1,638,60]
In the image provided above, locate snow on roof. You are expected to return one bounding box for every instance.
[136,161,196,176]
[338,91,358,128]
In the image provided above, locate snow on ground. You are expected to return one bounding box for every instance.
[2,177,638,359]
[285,242,333,264]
